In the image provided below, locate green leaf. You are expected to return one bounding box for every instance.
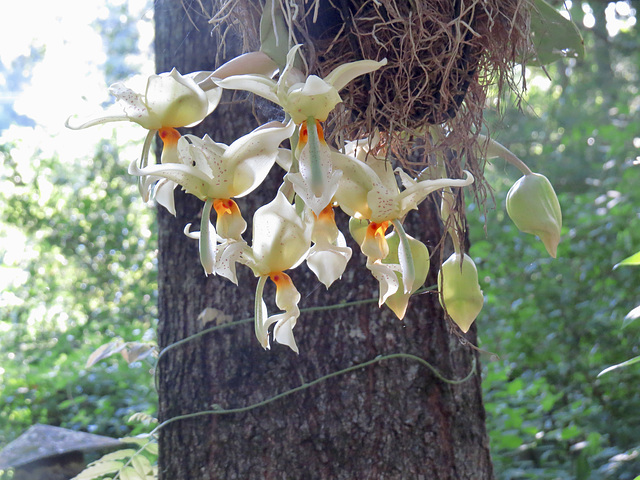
[131,455,153,477]
[119,466,144,480]
[260,0,290,68]
[498,434,522,449]
[598,355,640,377]
[560,425,580,440]
[144,442,158,456]
[72,460,123,480]
[95,449,137,462]
[613,250,640,269]
[529,0,584,65]
[120,435,153,447]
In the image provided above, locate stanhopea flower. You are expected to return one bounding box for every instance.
[506,173,562,258]
[246,192,312,353]
[438,253,484,333]
[67,52,279,202]
[128,121,295,280]
[349,218,429,317]
[335,135,473,294]
[381,231,430,319]
[67,69,222,188]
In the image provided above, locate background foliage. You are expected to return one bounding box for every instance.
[0,1,639,479]
[475,1,640,478]
[0,0,157,458]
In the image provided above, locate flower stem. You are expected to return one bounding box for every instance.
[478,134,533,176]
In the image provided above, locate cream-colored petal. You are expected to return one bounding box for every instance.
[145,69,210,128]
[272,313,300,354]
[306,240,351,288]
[153,179,177,216]
[223,121,295,198]
[251,192,312,275]
[214,74,280,105]
[324,58,387,91]
[199,199,217,276]
[128,159,214,201]
[366,260,400,306]
[397,171,474,219]
[215,240,247,285]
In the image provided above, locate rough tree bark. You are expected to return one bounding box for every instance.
[154,1,493,478]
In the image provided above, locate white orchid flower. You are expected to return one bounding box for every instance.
[335,136,473,294]
[306,205,352,288]
[215,45,384,213]
[67,69,222,194]
[67,52,278,201]
[129,121,295,280]
[380,231,430,319]
[350,219,429,318]
[247,192,313,353]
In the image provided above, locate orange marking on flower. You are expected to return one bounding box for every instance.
[298,122,309,146]
[158,127,181,147]
[297,120,325,149]
[366,221,389,240]
[213,198,238,217]
[269,271,292,289]
[314,204,335,222]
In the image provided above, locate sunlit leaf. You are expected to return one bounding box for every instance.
[613,250,640,269]
[131,455,153,477]
[120,435,153,447]
[529,0,584,65]
[72,460,123,479]
[120,342,156,364]
[597,355,640,377]
[128,412,158,425]
[144,442,158,456]
[119,466,144,480]
[95,449,137,462]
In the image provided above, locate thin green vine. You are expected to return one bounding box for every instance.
[153,285,437,390]
[151,351,477,434]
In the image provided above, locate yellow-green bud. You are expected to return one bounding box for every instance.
[506,173,562,258]
[438,253,484,333]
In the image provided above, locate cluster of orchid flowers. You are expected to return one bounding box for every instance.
[67,44,562,353]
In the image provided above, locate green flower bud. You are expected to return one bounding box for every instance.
[506,173,562,258]
[438,253,484,333]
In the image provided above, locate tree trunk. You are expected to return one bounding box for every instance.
[154,1,493,478]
